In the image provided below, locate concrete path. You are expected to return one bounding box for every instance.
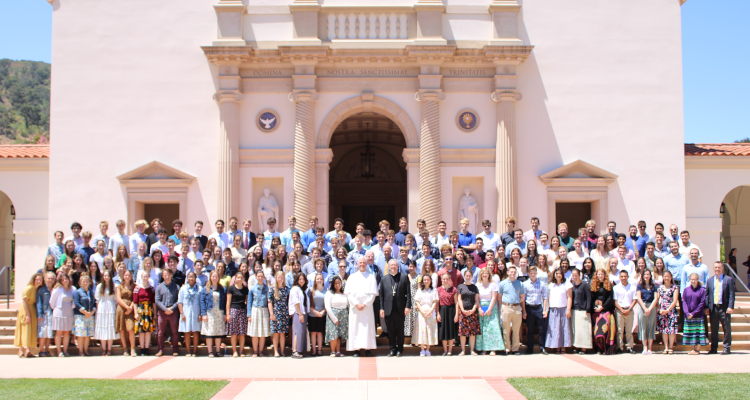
[0,352,747,400]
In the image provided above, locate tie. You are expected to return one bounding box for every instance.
[244,234,249,249]
[714,277,720,304]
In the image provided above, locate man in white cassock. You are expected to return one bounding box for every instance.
[345,256,378,357]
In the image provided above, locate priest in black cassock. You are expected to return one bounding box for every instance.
[379,259,412,357]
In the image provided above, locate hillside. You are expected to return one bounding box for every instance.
[0,59,50,144]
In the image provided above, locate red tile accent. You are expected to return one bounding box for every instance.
[358,358,378,380]
[562,354,619,376]
[211,381,251,400]
[115,356,175,379]
[685,143,750,156]
[486,377,527,400]
[0,145,49,158]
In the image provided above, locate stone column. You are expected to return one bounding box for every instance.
[415,91,444,235]
[290,91,319,224]
[491,91,521,225]
[214,92,243,223]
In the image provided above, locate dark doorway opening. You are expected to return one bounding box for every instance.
[144,203,179,235]
[555,202,591,236]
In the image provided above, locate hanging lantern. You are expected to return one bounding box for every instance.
[360,123,375,179]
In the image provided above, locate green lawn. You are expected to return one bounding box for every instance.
[508,373,750,400]
[0,379,228,400]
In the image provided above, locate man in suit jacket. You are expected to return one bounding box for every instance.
[239,219,257,250]
[379,259,412,357]
[705,261,735,354]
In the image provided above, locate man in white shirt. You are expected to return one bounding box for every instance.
[129,219,148,255]
[209,219,230,250]
[183,237,202,272]
[346,235,367,266]
[431,220,451,249]
[349,223,366,248]
[613,270,637,353]
[616,245,635,277]
[476,219,501,251]
[678,230,703,262]
[505,229,527,259]
[279,215,299,249]
[325,218,347,243]
[70,222,84,247]
[149,228,169,256]
[522,217,545,244]
[262,217,280,248]
[652,233,670,259]
[92,221,111,256]
[109,219,130,256]
[414,219,433,248]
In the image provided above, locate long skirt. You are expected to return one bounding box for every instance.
[74,315,96,337]
[476,300,505,351]
[292,312,308,352]
[545,307,571,348]
[227,308,247,336]
[38,310,55,339]
[325,307,349,343]
[571,310,593,349]
[682,317,707,346]
[593,311,615,354]
[135,301,155,333]
[437,304,458,341]
[201,307,226,337]
[638,302,657,341]
[248,307,271,337]
[458,311,481,336]
[416,312,438,346]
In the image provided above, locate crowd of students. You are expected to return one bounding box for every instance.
[13,215,737,358]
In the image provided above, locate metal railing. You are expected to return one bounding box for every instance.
[0,266,9,309]
[724,263,750,294]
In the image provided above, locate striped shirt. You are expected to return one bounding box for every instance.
[522,278,548,306]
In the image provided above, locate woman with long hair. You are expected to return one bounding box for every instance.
[457,269,480,356]
[276,244,288,266]
[324,275,348,357]
[91,258,105,288]
[590,268,615,355]
[200,270,227,357]
[263,248,278,273]
[133,270,155,356]
[570,268,592,354]
[57,239,77,269]
[657,270,679,354]
[590,236,610,271]
[36,271,56,357]
[151,249,166,270]
[16,273,42,358]
[580,257,596,283]
[178,271,203,357]
[73,274,96,356]
[653,257,666,286]
[536,254,550,285]
[269,270,291,357]
[415,273,439,356]
[116,269,137,357]
[226,271,249,357]
[51,273,76,356]
[604,234,618,255]
[405,260,420,340]
[607,257,620,285]
[436,271,458,355]
[248,270,271,357]
[506,248,522,271]
[40,254,56,274]
[635,269,657,355]
[285,260,303,289]
[231,234,247,265]
[307,273,327,356]
[289,272,309,359]
[526,239,539,267]
[114,244,130,269]
[545,268,572,354]
[475,268,504,355]
[421,259,438,289]
[94,269,118,355]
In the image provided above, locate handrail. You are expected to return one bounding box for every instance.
[0,266,8,309]
[724,263,750,294]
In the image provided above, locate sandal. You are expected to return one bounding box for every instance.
[252,353,258,358]
[292,352,303,359]
[471,351,478,356]
[458,351,465,356]
[663,349,668,355]
[232,352,239,358]
[668,349,674,355]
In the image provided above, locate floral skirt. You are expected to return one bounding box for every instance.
[458,311,481,336]
[74,315,96,337]
[657,308,678,334]
[271,308,290,334]
[227,308,247,336]
[325,307,349,343]
[135,301,154,333]
[682,317,707,346]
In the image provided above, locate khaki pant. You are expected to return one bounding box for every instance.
[501,304,523,352]
[615,309,634,350]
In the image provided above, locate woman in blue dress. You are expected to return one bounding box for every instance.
[178,272,203,357]
[269,270,290,357]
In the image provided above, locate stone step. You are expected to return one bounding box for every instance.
[0,310,17,318]
[0,317,16,326]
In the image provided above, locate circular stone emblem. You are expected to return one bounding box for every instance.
[256,109,280,133]
[456,109,479,132]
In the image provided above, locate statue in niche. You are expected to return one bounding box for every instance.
[458,188,479,234]
[257,188,279,229]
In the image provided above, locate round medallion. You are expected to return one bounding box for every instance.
[256,109,280,133]
[456,109,479,132]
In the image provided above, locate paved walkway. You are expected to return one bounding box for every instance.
[0,352,748,399]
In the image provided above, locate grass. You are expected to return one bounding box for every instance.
[0,379,228,400]
[508,373,750,400]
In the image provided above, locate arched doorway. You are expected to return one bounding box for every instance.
[721,185,750,287]
[0,190,14,295]
[328,112,407,233]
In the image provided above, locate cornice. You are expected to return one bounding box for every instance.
[0,158,49,171]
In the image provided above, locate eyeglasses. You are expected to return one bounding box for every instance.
[445,258,453,261]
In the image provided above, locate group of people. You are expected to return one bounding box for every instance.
[13,214,737,358]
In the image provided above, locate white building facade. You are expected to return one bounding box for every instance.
[2,0,748,297]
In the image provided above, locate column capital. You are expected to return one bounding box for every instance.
[213,92,244,103]
[415,91,445,102]
[491,91,522,102]
[289,91,319,103]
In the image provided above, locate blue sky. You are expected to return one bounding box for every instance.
[1,0,748,143]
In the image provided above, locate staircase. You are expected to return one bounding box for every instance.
[1,293,749,355]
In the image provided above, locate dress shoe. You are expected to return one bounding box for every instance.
[514,351,521,355]
[722,349,731,355]
[541,348,548,355]
[627,348,635,354]
[707,350,718,355]
[524,350,533,355]
[379,333,388,338]
[353,351,360,357]
[388,350,396,357]
[396,351,402,357]
[365,350,373,357]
